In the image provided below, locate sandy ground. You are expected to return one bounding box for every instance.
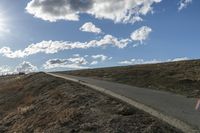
[0,73,182,133]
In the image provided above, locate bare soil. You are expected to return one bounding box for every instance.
[0,73,181,133]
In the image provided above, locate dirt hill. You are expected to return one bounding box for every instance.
[64,60,200,97]
[0,73,181,132]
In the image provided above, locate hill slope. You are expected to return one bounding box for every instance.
[0,73,181,132]
[64,60,200,97]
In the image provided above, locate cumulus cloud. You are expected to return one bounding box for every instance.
[26,0,162,23]
[43,55,88,69]
[0,62,38,75]
[119,57,189,65]
[90,61,98,65]
[90,54,112,65]
[91,54,111,61]
[130,26,152,43]
[0,66,12,75]
[0,35,130,58]
[178,0,192,11]
[15,61,38,73]
[80,22,102,34]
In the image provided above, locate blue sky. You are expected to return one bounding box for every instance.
[0,0,199,74]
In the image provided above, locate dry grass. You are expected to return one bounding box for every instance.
[17,105,34,115]
[64,59,200,97]
[0,73,182,133]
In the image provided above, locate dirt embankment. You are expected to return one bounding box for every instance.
[64,60,200,98]
[0,73,181,133]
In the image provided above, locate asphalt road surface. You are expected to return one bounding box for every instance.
[49,73,200,132]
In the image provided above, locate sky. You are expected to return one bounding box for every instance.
[0,0,199,74]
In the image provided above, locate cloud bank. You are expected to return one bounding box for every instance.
[43,54,112,69]
[0,35,130,58]
[119,59,160,65]
[90,54,112,65]
[26,0,162,23]
[43,56,88,70]
[119,57,189,65]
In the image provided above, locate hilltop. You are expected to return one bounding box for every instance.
[63,59,200,97]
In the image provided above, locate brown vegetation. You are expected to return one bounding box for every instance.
[64,60,200,97]
[0,73,181,132]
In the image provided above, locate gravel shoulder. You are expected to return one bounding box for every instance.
[0,73,182,133]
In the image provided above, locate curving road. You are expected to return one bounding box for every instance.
[47,72,200,133]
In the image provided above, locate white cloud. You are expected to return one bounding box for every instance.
[43,56,88,69]
[90,54,112,65]
[168,57,189,62]
[44,54,113,68]
[119,59,160,65]
[119,57,189,65]
[130,26,152,43]
[178,0,192,11]
[92,54,108,61]
[0,66,12,75]
[90,61,98,65]
[0,35,130,58]
[118,60,133,65]
[26,0,162,23]
[80,22,102,34]
[0,62,38,75]
[67,57,88,65]
[84,55,89,58]
[15,61,38,73]
[133,43,140,48]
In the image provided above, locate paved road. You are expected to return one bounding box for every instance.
[49,73,200,132]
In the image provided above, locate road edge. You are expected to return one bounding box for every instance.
[46,72,198,133]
